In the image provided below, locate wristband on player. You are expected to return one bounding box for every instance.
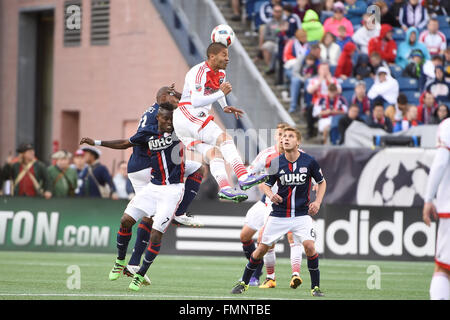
[94,140,102,146]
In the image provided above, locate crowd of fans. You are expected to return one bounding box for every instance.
[232,0,450,144]
[0,143,134,200]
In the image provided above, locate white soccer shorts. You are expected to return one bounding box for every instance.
[128,168,152,194]
[435,218,450,271]
[260,215,316,247]
[244,200,271,231]
[125,183,185,233]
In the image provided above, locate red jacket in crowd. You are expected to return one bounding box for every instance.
[335,42,357,78]
[368,24,397,63]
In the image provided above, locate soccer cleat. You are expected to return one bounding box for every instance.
[259,278,276,289]
[129,274,145,291]
[109,259,126,281]
[123,265,151,286]
[172,213,204,227]
[311,286,325,297]
[218,188,248,203]
[290,275,303,289]
[238,173,269,191]
[231,281,249,294]
[249,276,260,287]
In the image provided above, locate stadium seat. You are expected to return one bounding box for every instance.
[363,77,374,89]
[397,77,419,91]
[404,91,421,106]
[390,65,403,79]
[339,77,358,90]
[342,90,354,105]
[329,65,336,75]
[392,28,405,41]
[436,15,450,28]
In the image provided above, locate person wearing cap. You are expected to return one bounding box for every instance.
[402,49,426,79]
[2,143,51,199]
[78,146,118,199]
[396,26,430,69]
[323,1,354,38]
[47,150,78,197]
[301,9,324,43]
[367,66,400,108]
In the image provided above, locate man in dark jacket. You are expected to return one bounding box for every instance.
[367,101,394,133]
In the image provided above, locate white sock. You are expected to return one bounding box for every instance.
[430,272,450,300]
[219,140,248,180]
[264,248,276,279]
[290,243,303,275]
[209,158,231,190]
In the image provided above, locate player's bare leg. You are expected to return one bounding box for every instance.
[430,265,450,300]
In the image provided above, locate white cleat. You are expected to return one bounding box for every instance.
[172,213,204,227]
[124,265,151,286]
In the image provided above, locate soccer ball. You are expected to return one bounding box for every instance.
[211,24,235,47]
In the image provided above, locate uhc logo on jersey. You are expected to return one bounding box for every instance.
[148,135,173,151]
[280,173,308,186]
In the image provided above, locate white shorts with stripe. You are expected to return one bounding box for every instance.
[244,200,271,231]
[435,217,450,271]
[173,104,224,157]
[125,183,185,233]
[260,215,315,247]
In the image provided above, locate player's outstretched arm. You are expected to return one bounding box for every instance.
[80,137,133,149]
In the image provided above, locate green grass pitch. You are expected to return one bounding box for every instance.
[0,251,434,300]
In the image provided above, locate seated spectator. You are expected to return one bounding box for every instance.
[320,0,335,24]
[302,9,324,43]
[335,41,357,79]
[259,4,288,73]
[417,91,438,124]
[354,54,373,80]
[79,146,118,199]
[375,0,401,28]
[344,0,365,26]
[432,103,450,124]
[385,105,397,125]
[396,27,430,69]
[288,53,319,112]
[367,67,400,107]
[389,0,407,27]
[338,103,366,144]
[352,13,381,55]
[367,24,397,64]
[367,101,394,133]
[283,4,302,38]
[47,150,78,197]
[2,143,52,199]
[319,32,341,66]
[393,105,422,132]
[293,0,311,21]
[336,25,352,50]
[445,47,450,83]
[256,0,284,29]
[399,0,429,32]
[421,54,443,90]
[394,93,411,122]
[419,18,447,57]
[323,1,354,38]
[368,51,390,77]
[113,161,135,200]
[425,66,450,103]
[350,80,371,119]
[313,83,348,144]
[402,49,425,79]
[422,0,449,16]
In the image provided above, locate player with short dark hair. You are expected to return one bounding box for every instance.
[231,127,327,297]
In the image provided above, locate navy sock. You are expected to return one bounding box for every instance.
[128,220,152,266]
[307,253,320,289]
[242,240,256,260]
[175,172,203,216]
[242,256,262,284]
[253,260,264,279]
[138,242,161,276]
[117,227,132,261]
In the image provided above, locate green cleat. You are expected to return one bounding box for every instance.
[311,286,325,297]
[129,274,145,291]
[109,259,126,281]
[231,281,249,294]
[218,188,248,203]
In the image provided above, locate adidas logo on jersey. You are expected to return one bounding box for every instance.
[148,135,173,151]
[280,173,307,186]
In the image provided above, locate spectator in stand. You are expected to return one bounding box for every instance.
[368,24,397,64]
[351,80,371,120]
[70,148,87,195]
[369,51,390,76]
[338,104,366,144]
[230,0,242,21]
[367,66,400,108]
[433,103,450,124]
[421,54,443,91]
[78,146,118,199]
[402,49,425,79]
[354,54,373,80]
[367,101,394,133]
[323,1,354,38]
[302,9,324,43]
[419,18,447,57]
[394,93,411,122]
[389,0,407,27]
[422,0,448,16]
[375,0,401,28]
[113,160,135,200]
[352,13,381,55]
[2,143,52,199]
[293,0,311,21]
[313,83,348,144]
[320,0,335,24]
[425,65,450,103]
[257,0,284,29]
[335,41,357,79]
[344,0,366,26]
[259,4,288,73]
[445,48,450,83]
[417,91,439,124]
[336,25,352,50]
[283,4,302,38]
[319,32,341,66]
[396,27,430,69]
[47,150,78,197]
[398,0,429,32]
[384,105,397,125]
[393,105,422,132]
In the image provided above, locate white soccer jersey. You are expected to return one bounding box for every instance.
[419,30,447,55]
[248,145,280,176]
[179,61,228,110]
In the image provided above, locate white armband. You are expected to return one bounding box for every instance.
[94,140,102,146]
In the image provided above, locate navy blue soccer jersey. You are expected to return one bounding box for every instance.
[265,152,324,217]
[127,103,159,173]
